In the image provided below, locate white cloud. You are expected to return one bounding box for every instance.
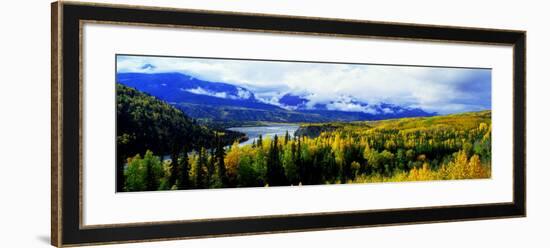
[183,86,253,100]
[117,55,491,114]
[382,107,394,114]
[183,87,228,99]
[236,87,252,99]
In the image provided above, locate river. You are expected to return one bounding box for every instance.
[227,124,300,146]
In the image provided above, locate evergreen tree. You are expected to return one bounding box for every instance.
[287,141,298,184]
[257,134,263,148]
[193,147,207,188]
[326,151,338,182]
[216,136,229,186]
[116,160,125,192]
[296,137,305,184]
[177,147,190,189]
[143,151,162,191]
[266,135,287,186]
[284,130,290,145]
[207,145,216,187]
[169,149,179,188]
[145,159,155,191]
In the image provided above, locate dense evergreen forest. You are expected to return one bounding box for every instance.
[116,84,245,191]
[117,84,491,192]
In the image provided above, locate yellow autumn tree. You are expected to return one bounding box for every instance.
[224,141,241,180]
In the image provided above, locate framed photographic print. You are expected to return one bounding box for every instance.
[51,1,526,246]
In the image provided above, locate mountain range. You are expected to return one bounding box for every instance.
[116,72,436,123]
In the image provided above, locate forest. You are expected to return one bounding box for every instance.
[116,84,245,191]
[118,83,492,192]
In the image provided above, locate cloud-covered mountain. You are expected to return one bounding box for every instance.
[278,93,435,120]
[117,72,435,123]
[117,72,280,111]
[117,55,491,115]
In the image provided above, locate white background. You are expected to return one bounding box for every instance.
[0,0,547,247]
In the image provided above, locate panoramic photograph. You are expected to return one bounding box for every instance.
[115,55,492,192]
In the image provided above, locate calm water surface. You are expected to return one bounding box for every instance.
[228,124,300,146]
